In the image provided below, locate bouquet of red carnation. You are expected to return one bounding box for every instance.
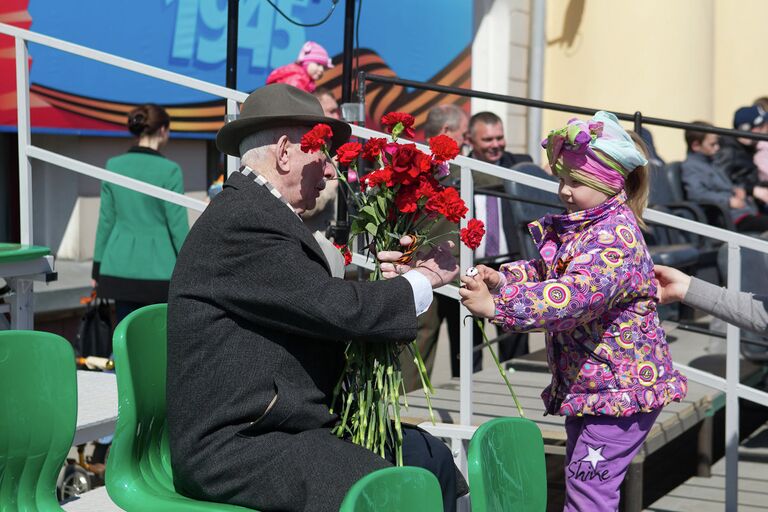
[301,112,485,464]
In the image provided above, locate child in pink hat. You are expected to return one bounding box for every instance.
[266,41,334,93]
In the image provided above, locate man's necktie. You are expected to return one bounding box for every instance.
[485,196,499,257]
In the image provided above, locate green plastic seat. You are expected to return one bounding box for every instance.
[0,330,77,512]
[468,417,547,512]
[105,303,253,511]
[339,466,443,512]
[0,243,50,263]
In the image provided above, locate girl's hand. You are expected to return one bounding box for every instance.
[459,274,496,318]
[653,264,691,304]
[474,264,503,292]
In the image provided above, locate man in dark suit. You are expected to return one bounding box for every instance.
[467,111,532,362]
[166,84,464,512]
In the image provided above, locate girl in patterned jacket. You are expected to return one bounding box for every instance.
[459,111,687,512]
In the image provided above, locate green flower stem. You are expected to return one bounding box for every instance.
[321,147,363,210]
[472,317,525,417]
[329,238,436,467]
[408,341,436,424]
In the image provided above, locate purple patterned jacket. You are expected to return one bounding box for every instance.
[492,192,687,416]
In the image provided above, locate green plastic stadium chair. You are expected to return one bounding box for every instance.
[339,466,443,512]
[105,303,253,511]
[0,331,76,512]
[468,417,547,512]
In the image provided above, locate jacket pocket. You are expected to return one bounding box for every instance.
[236,377,293,437]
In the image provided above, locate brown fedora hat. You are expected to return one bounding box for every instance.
[216,84,351,156]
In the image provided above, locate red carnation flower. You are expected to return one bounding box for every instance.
[381,112,416,139]
[390,144,432,185]
[301,124,333,153]
[361,167,394,191]
[429,134,460,163]
[362,137,387,161]
[334,243,352,265]
[336,142,362,166]
[394,183,421,214]
[416,174,440,200]
[425,187,468,223]
[460,219,485,250]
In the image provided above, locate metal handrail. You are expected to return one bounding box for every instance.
[0,22,248,103]
[361,72,768,142]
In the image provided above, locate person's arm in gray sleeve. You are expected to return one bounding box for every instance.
[684,277,768,335]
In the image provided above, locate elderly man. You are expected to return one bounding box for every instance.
[166,84,464,512]
[423,104,469,155]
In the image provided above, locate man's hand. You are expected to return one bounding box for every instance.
[378,236,415,279]
[653,264,692,304]
[378,236,459,288]
[730,195,746,209]
[459,274,496,318]
[411,241,459,289]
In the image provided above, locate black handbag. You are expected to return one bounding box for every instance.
[75,291,113,358]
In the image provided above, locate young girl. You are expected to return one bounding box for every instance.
[266,41,333,93]
[459,111,687,512]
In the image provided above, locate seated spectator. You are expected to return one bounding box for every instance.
[266,41,333,93]
[302,88,341,235]
[424,104,470,156]
[713,105,768,208]
[682,122,768,233]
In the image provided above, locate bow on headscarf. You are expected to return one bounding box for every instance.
[541,111,648,195]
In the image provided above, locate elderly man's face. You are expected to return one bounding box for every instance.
[470,121,506,163]
[284,143,335,214]
[444,115,469,148]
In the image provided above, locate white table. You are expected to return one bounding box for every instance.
[0,251,56,330]
[74,370,118,446]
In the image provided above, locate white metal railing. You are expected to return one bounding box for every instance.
[5,20,768,511]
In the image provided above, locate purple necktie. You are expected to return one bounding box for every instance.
[485,196,499,257]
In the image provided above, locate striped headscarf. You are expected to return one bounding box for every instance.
[541,111,648,195]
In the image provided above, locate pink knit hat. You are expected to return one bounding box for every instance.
[296,41,333,68]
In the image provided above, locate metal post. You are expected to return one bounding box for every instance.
[527,0,546,163]
[15,36,32,245]
[457,164,474,475]
[226,0,238,90]
[8,278,33,329]
[226,99,241,176]
[633,111,642,135]
[357,70,366,104]
[725,242,741,510]
[328,0,356,243]
[340,0,355,105]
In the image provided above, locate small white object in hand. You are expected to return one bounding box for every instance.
[465,266,479,277]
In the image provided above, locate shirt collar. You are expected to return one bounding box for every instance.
[239,166,299,217]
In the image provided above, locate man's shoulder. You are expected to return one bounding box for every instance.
[499,151,533,169]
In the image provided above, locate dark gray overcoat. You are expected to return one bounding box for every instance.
[167,172,417,511]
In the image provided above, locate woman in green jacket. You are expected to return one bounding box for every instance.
[93,104,189,324]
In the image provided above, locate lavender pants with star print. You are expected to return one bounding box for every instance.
[563,409,661,512]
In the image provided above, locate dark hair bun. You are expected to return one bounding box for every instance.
[128,109,148,136]
[127,104,170,137]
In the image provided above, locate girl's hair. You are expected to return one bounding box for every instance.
[625,130,651,230]
[127,104,170,137]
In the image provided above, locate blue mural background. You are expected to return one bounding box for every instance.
[27,0,472,104]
